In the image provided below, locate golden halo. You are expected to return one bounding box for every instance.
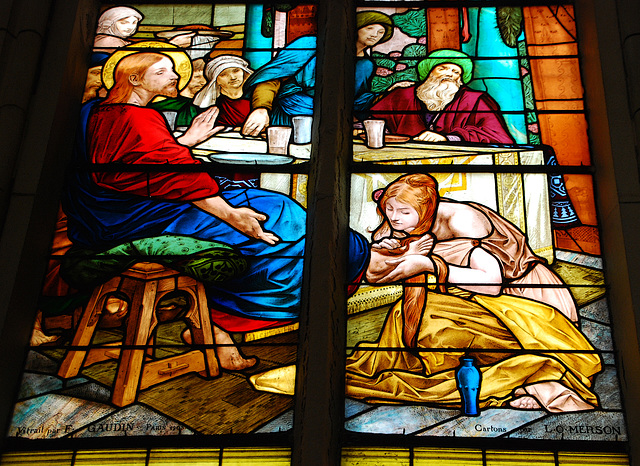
[102,41,192,90]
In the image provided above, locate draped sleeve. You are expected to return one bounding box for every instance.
[88,104,219,201]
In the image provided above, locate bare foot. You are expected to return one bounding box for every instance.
[509,395,541,410]
[182,326,258,371]
[213,325,258,370]
[509,388,541,409]
[30,311,60,346]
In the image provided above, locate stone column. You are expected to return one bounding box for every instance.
[292,0,354,464]
[0,0,98,435]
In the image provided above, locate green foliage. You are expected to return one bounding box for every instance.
[496,7,523,48]
[371,75,394,94]
[370,44,423,93]
[262,7,274,37]
[395,69,419,82]
[274,4,295,12]
[402,44,427,59]
[517,40,527,56]
[372,52,396,70]
[399,44,427,68]
[392,9,426,38]
[371,69,418,94]
[523,75,535,110]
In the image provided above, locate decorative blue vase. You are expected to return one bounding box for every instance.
[455,357,481,416]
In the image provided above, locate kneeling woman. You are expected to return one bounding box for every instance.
[252,174,601,413]
[347,173,600,412]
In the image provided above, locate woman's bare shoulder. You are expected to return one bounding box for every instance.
[440,201,492,238]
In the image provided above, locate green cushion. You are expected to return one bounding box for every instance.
[61,235,247,290]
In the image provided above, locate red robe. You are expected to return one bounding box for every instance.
[88,104,219,200]
[215,94,252,128]
[370,85,515,144]
[86,104,296,333]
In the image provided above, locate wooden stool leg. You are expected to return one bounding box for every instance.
[58,277,120,378]
[191,282,219,377]
[111,278,157,407]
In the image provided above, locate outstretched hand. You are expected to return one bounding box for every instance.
[372,237,402,250]
[177,107,224,147]
[192,196,280,245]
[372,234,434,255]
[414,130,447,142]
[387,80,415,91]
[226,207,280,245]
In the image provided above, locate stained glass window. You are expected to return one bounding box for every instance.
[8,2,320,440]
[335,1,624,442]
[1,0,632,462]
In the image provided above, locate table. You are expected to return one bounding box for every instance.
[193,132,553,262]
[351,139,553,262]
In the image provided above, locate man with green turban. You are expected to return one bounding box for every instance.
[369,49,514,144]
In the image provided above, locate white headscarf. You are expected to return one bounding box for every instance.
[96,6,143,38]
[193,55,253,108]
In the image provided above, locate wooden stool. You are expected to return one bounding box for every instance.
[58,262,219,407]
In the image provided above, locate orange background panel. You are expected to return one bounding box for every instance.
[537,113,591,166]
[523,5,578,55]
[555,226,601,256]
[535,100,584,111]
[526,43,578,57]
[564,174,598,226]
[287,5,318,43]
[529,58,584,101]
[428,8,460,51]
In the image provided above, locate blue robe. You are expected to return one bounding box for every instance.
[245,35,379,124]
[63,100,369,321]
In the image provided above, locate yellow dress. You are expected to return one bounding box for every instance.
[344,290,600,410]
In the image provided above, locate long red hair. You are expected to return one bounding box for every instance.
[371,174,444,348]
[103,52,165,104]
[372,174,439,241]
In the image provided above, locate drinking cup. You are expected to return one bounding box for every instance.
[291,116,313,144]
[163,111,178,131]
[267,126,293,155]
[363,119,385,149]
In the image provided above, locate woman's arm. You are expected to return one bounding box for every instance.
[369,243,502,295]
[445,247,502,295]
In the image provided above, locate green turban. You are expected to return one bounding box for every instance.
[356,11,394,44]
[417,49,473,84]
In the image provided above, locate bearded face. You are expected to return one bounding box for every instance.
[416,63,463,111]
[138,56,179,98]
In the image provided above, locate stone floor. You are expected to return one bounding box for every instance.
[6,250,627,443]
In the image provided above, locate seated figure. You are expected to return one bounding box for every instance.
[60,46,370,369]
[369,49,515,144]
[241,11,395,136]
[193,55,254,128]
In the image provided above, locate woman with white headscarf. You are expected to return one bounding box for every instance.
[193,55,254,128]
[93,6,194,53]
[93,6,143,52]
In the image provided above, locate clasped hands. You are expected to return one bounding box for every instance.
[371,234,436,282]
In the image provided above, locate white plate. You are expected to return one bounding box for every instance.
[208,152,294,165]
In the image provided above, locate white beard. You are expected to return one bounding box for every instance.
[416,75,462,111]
